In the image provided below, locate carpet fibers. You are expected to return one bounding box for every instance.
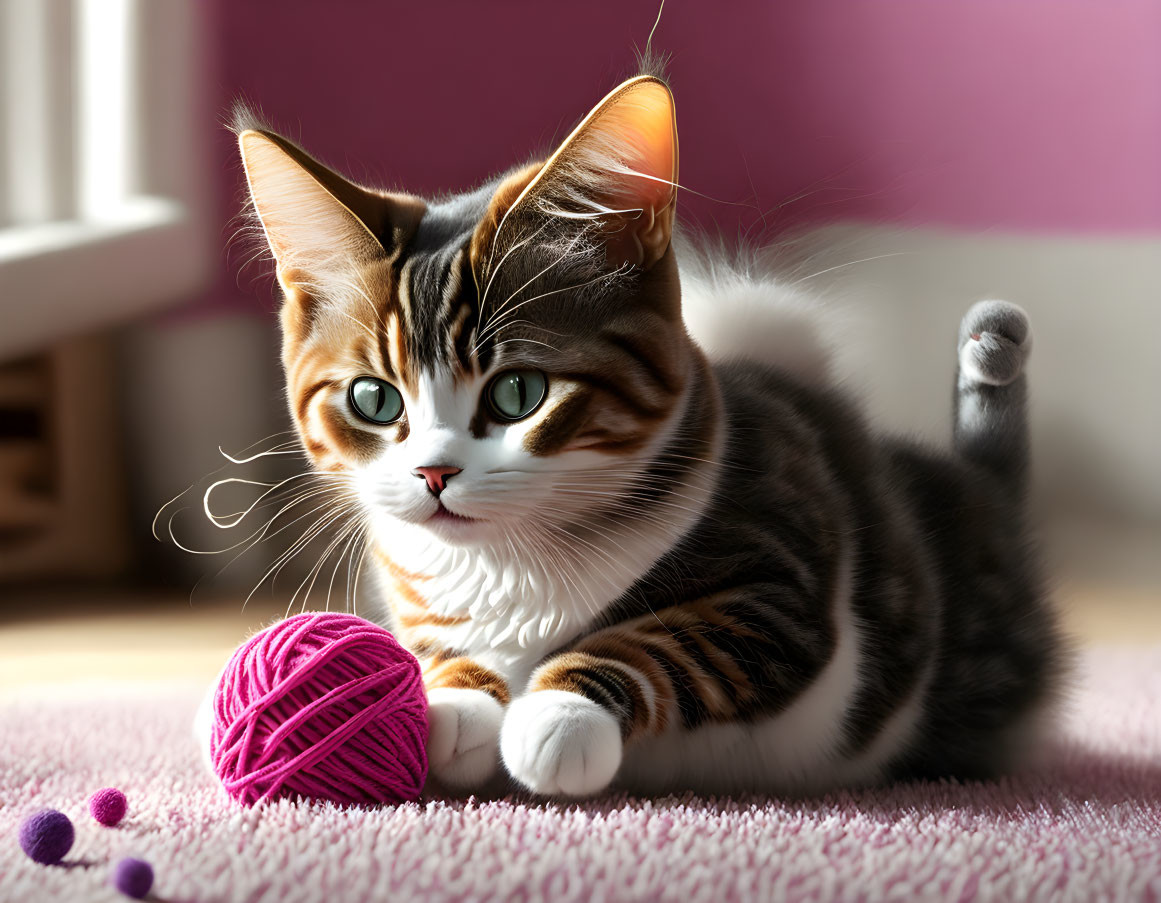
[2,647,1160,903]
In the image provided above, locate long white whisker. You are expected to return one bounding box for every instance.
[203,473,323,529]
[788,252,908,287]
[477,229,589,342]
[218,443,303,465]
[294,517,362,614]
[475,266,625,348]
[477,221,551,321]
[152,431,303,540]
[243,502,357,612]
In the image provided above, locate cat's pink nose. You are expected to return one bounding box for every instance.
[414,465,462,496]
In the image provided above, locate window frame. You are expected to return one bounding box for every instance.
[0,0,213,361]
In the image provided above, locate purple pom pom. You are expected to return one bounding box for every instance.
[113,858,154,899]
[18,809,74,865]
[89,787,128,826]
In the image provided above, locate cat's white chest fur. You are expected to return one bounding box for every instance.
[366,514,680,689]
[396,546,597,686]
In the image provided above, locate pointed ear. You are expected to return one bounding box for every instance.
[237,128,420,282]
[509,76,678,270]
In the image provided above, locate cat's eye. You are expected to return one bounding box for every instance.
[486,370,547,421]
[349,377,404,424]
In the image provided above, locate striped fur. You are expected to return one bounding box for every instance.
[234,75,1064,796]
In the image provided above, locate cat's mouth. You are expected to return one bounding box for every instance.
[427,502,479,526]
[419,501,491,545]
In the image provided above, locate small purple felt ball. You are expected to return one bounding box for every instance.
[18,809,74,865]
[113,857,154,899]
[89,787,128,826]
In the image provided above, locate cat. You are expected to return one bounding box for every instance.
[221,72,1065,797]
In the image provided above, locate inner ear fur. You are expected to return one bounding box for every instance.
[472,76,679,275]
[237,126,424,281]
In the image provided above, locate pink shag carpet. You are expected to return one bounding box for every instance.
[2,647,1160,903]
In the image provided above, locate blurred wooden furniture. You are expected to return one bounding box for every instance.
[0,336,129,582]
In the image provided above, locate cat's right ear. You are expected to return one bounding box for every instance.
[236,124,422,290]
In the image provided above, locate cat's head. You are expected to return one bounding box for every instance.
[239,76,700,551]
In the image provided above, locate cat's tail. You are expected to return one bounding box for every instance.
[953,300,1032,495]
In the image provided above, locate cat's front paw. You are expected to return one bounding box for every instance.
[426,688,504,789]
[500,690,622,797]
[959,300,1031,387]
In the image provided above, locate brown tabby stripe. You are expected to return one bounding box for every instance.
[374,549,470,633]
[520,386,593,454]
[619,351,720,509]
[550,365,682,456]
[424,656,511,706]
[600,330,684,397]
[378,310,406,386]
[314,411,383,464]
[628,626,720,727]
[408,638,454,661]
[531,647,664,739]
[551,582,836,734]
[565,370,674,421]
[395,608,471,631]
[279,282,317,346]
[374,549,433,584]
[296,379,340,424]
[565,429,652,456]
[448,300,476,373]
[468,162,544,281]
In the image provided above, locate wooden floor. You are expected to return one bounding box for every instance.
[0,588,286,691]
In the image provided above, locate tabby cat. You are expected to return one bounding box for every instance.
[229,74,1064,797]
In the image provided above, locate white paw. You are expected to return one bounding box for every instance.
[500,690,622,797]
[426,687,504,789]
[959,300,1031,386]
[193,679,217,774]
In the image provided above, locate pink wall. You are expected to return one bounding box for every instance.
[203,1,1160,306]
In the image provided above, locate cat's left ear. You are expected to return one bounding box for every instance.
[234,116,423,288]
[482,76,678,271]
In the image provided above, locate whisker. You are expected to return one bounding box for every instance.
[475,266,626,348]
[477,230,588,343]
[787,252,908,287]
[218,442,304,465]
[477,220,551,324]
[293,517,363,614]
[202,472,325,529]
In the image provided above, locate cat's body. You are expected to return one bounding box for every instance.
[215,74,1064,797]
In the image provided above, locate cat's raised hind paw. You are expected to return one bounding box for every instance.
[500,690,622,797]
[959,300,1031,387]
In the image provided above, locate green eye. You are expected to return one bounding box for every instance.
[349,377,404,424]
[487,370,547,421]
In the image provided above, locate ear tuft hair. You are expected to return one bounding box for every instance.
[226,98,274,139]
[633,46,672,86]
[521,76,679,270]
[634,0,672,85]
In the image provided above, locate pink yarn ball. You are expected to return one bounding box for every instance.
[210,612,428,806]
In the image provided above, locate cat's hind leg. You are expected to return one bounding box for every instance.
[953,300,1032,493]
